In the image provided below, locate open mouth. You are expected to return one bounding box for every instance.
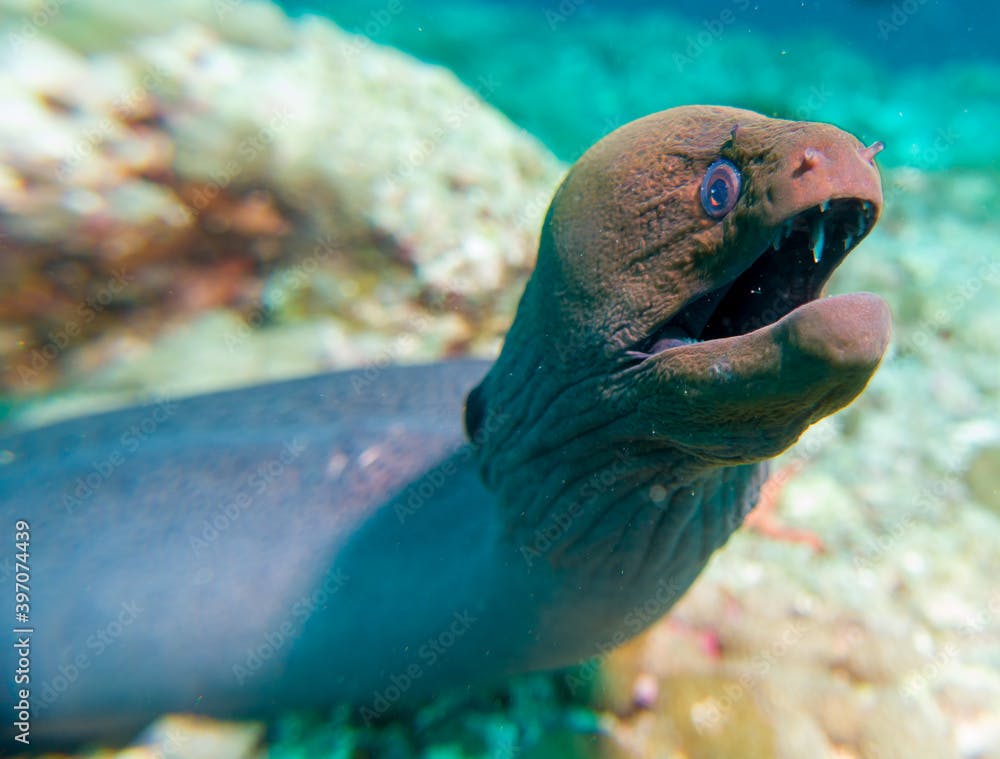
[634,198,877,356]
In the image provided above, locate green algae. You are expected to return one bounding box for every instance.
[966,445,1000,516]
[603,674,778,759]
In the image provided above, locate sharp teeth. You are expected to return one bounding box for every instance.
[773,220,794,250]
[819,200,829,213]
[767,219,801,251]
[843,231,855,251]
[810,215,826,264]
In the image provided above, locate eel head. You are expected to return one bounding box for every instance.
[605,107,892,464]
[466,106,890,570]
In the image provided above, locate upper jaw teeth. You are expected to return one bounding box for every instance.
[772,219,794,251]
[768,201,874,263]
[809,214,826,263]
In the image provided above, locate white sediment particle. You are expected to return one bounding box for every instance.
[326,451,348,478]
[358,446,381,468]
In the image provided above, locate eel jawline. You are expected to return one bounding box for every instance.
[634,291,891,463]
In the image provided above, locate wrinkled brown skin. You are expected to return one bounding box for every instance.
[467,106,890,654]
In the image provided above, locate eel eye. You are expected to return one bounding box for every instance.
[700,159,741,219]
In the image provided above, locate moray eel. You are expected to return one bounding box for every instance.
[0,106,889,745]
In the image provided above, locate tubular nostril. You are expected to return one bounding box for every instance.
[802,147,822,167]
[859,140,885,165]
[793,147,823,177]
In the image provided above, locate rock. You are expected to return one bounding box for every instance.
[965,445,1000,516]
[129,714,263,759]
[600,674,779,759]
[0,0,562,403]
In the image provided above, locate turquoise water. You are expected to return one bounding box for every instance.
[283,0,1000,171]
[0,0,998,757]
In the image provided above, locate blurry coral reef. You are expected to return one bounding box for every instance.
[0,0,561,405]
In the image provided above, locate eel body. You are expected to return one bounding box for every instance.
[1,106,890,746]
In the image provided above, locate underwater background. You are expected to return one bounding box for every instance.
[0,0,998,756]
